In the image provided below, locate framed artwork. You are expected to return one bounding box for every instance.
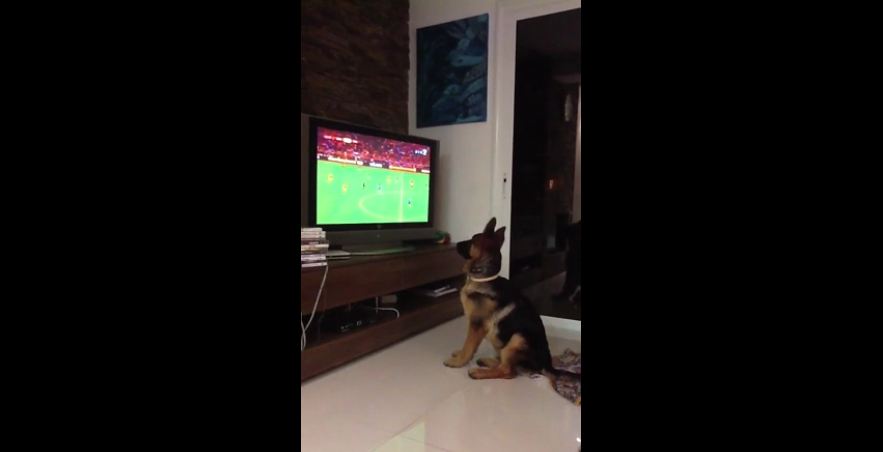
[416,13,488,128]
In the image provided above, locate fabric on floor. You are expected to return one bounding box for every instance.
[551,348,581,405]
[530,348,581,405]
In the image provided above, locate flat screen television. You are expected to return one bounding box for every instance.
[302,115,439,253]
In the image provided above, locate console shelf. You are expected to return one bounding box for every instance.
[300,245,464,381]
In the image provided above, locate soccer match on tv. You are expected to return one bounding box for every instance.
[315,127,431,225]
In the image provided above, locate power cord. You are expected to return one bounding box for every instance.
[301,263,329,352]
[374,296,400,319]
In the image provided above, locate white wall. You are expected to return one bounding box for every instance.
[573,86,581,222]
[409,0,499,245]
[410,0,580,275]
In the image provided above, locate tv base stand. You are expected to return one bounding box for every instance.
[342,244,416,256]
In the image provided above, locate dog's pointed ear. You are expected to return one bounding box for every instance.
[494,226,506,246]
[483,217,497,235]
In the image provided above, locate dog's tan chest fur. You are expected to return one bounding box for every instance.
[460,280,513,349]
[459,283,477,319]
[460,281,495,317]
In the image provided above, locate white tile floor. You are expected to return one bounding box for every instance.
[301,316,581,452]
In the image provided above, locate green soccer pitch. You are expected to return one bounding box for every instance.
[316,160,430,224]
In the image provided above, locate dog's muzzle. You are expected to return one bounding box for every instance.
[456,240,471,259]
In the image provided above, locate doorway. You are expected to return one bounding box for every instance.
[509,9,580,319]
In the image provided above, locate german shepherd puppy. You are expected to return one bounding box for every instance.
[444,217,562,382]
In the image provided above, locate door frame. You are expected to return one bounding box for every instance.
[492,0,581,277]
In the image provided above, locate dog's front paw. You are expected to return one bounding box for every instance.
[443,356,467,368]
[468,368,483,379]
[444,351,470,367]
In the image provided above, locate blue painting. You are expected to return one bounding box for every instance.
[416,14,488,128]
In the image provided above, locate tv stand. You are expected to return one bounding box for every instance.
[340,243,416,256]
[300,244,464,381]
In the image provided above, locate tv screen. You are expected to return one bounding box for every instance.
[308,118,437,229]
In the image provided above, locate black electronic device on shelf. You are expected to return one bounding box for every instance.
[319,304,381,334]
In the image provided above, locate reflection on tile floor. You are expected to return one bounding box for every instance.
[301,316,581,452]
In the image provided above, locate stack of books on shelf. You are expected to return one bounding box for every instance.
[301,227,329,268]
